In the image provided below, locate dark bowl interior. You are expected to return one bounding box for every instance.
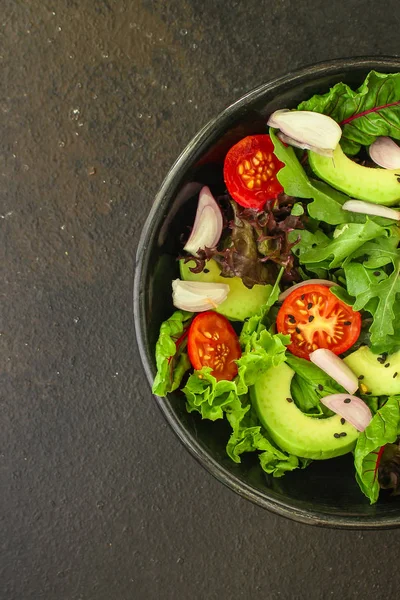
[134,57,400,528]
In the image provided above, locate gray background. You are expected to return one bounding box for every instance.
[2,1,400,599]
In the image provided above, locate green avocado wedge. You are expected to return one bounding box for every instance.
[344,346,400,396]
[309,144,400,206]
[251,362,359,460]
[179,258,272,321]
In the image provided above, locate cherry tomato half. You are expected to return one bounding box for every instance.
[223,134,284,211]
[187,312,241,381]
[276,284,361,360]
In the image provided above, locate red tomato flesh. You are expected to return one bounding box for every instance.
[276,284,361,359]
[223,134,284,211]
[187,312,241,381]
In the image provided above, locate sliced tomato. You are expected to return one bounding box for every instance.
[276,284,361,359]
[223,134,284,210]
[187,312,241,381]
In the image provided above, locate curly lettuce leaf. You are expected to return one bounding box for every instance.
[152,310,192,396]
[354,396,400,504]
[237,328,289,393]
[226,397,302,477]
[298,70,400,155]
[183,329,305,477]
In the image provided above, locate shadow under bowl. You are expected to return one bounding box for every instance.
[134,56,400,529]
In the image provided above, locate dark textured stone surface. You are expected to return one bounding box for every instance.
[2,1,400,599]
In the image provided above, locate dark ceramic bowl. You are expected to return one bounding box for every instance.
[134,57,400,529]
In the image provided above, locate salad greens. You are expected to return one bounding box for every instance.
[152,310,192,396]
[152,70,400,505]
[354,396,400,503]
[298,70,400,155]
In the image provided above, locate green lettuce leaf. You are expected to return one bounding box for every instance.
[152,310,193,396]
[354,396,400,504]
[298,71,400,155]
[286,354,345,415]
[270,130,360,225]
[183,367,240,420]
[239,266,284,347]
[226,397,302,477]
[237,329,289,393]
[183,329,305,477]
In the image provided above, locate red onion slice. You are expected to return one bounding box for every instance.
[369,136,400,170]
[172,279,229,312]
[279,279,337,302]
[342,199,400,221]
[320,394,372,432]
[183,186,223,256]
[267,109,342,156]
[310,348,359,394]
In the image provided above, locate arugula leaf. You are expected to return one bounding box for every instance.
[298,70,400,155]
[152,310,193,396]
[270,130,360,225]
[340,240,400,351]
[294,220,388,268]
[354,396,400,504]
[286,354,345,415]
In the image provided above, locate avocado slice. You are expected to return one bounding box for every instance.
[251,362,359,459]
[179,258,272,321]
[309,144,400,206]
[344,346,400,396]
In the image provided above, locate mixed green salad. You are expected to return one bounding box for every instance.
[153,71,400,504]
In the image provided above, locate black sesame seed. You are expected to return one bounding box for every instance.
[295,327,301,334]
[318,384,324,391]
[301,294,305,300]
[340,418,346,425]
[358,374,364,380]
[397,177,400,183]
[312,243,317,248]
[385,363,391,368]
[308,315,315,322]
[344,398,351,404]
[307,302,313,309]
[334,433,341,439]
[373,271,381,277]
[286,397,293,403]
[344,321,351,326]
[288,314,296,324]
[203,268,210,273]
[393,372,398,379]
[340,432,347,437]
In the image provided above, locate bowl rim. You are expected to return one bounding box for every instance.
[134,56,400,529]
